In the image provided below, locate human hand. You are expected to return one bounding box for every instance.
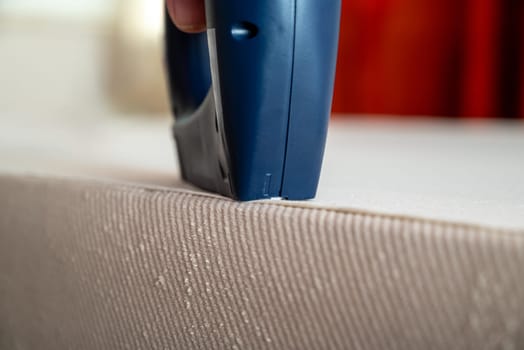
[166,0,206,33]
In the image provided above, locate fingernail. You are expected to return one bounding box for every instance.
[176,23,207,33]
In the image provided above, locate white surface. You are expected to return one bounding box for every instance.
[1,115,523,230]
[319,119,524,229]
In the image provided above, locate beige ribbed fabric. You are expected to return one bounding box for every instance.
[1,175,523,350]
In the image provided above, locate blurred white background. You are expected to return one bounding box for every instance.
[0,0,170,123]
[0,0,177,180]
[0,0,113,19]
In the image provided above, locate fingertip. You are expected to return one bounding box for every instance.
[166,0,206,33]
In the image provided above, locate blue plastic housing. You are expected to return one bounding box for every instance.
[165,0,341,201]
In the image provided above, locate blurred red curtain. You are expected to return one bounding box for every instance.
[332,0,523,118]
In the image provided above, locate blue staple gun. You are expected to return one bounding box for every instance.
[165,0,341,201]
